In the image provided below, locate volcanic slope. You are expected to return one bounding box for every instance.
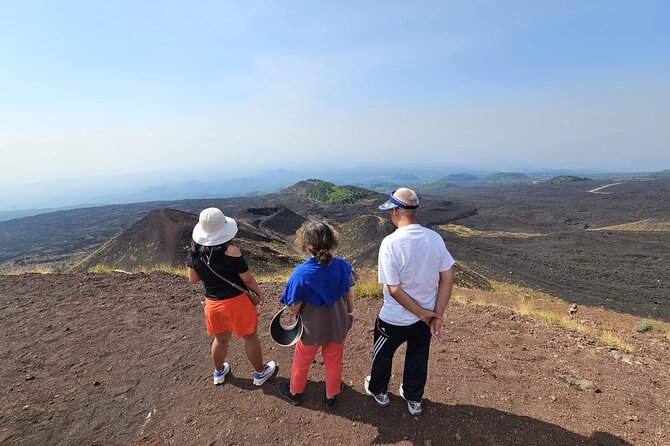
[75,209,195,271]
[336,214,395,269]
[75,208,300,275]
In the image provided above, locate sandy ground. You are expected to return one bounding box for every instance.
[1,272,668,445]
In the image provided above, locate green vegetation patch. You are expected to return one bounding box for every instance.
[633,320,664,333]
[304,179,376,204]
[440,173,478,182]
[547,175,592,184]
[484,172,534,184]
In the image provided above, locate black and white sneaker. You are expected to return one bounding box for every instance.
[213,363,230,385]
[399,383,422,416]
[364,375,390,407]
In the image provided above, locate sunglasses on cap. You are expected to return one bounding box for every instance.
[378,190,419,210]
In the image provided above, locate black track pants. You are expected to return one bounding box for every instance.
[368,317,432,402]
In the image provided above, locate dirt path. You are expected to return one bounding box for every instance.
[1,273,668,445]
[587,183,623,194]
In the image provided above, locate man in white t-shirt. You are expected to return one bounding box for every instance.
[364,188,454,416]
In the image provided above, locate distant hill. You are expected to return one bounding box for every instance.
[440,173,478,182]
[652,169,670,178]
[484,172,534,184]
[547,175,592,184]
[288,179,376,205]
[251,205,307,239]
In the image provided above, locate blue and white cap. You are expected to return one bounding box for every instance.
[378,190,419,210]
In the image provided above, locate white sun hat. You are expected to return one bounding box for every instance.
[192,208,238,246]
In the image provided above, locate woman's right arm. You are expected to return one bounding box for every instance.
[239,271,264,305]
[227,245,264,304]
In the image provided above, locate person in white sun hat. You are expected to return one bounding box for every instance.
[364,188,454,416]
[187,207,276,386]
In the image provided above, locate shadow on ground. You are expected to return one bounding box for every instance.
[226,375,630,446]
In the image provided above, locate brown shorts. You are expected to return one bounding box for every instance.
[204,293,258,337]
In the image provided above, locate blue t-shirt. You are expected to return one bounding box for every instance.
[280,257,352,307]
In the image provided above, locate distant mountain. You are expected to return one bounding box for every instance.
[484,172,534,184]
[440,173,478,182]
[546,175,592,184]
[652,169,670,178]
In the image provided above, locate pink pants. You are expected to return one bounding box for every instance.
[290,339,345,397]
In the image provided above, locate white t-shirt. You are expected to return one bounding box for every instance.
[378,224,455,326]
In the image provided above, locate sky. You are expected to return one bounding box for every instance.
[1,0,669,188]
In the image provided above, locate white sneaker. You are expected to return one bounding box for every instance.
[399,383,422,416]
[364,375,390,407]
[213,363,230,385]
[253,361,277,386]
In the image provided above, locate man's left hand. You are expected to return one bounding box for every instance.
[430,316,445,341]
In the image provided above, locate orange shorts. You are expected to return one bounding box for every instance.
[204,293,258,337]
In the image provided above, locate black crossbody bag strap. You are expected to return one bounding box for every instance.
[200,257,260,305]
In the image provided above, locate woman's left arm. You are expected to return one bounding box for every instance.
[345,289,355,319]
[188,267,201,284]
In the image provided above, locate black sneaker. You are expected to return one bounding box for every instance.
[325,394,337,411]
[278,381,302,406]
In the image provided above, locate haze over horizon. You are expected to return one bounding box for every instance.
[1,1,669,193]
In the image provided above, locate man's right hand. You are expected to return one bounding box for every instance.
[417,307,439,325]
[387,284,438,325]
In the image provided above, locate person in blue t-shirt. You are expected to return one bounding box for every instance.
[277,220,356,411]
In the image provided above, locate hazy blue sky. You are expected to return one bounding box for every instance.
[1,0,669,187]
